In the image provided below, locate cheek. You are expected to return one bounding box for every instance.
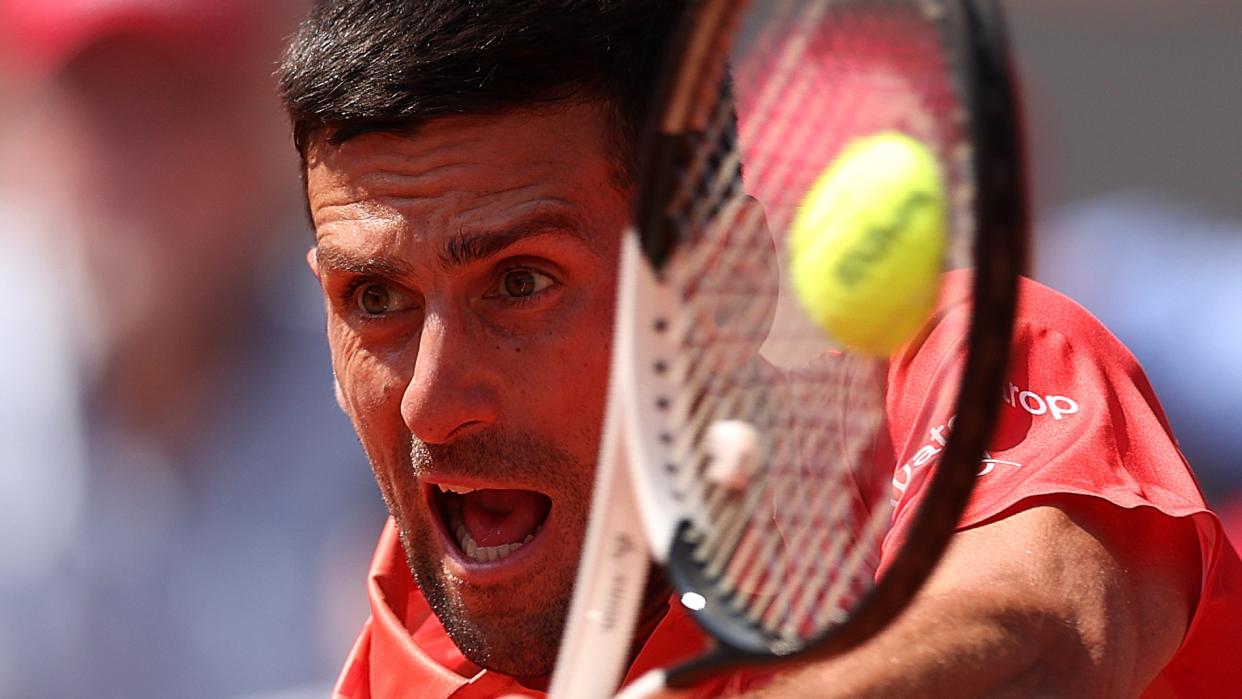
[329,327,412,460]
[521,287,617,452]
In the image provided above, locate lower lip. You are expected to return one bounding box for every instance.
[424,486,554,584]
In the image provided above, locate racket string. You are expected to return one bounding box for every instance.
[652,0,976,648]
[668,352,888,636]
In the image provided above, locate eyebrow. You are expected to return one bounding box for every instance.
[438,211,590,269]
[314,246,417,280]
[314,210,593,280]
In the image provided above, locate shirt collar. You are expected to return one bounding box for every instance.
[344,519,723,698]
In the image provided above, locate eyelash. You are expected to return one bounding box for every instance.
[337,278,370,308]
[491,264,558,308]
[337,278,401,319]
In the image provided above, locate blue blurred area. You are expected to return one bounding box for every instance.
[1007,0,1242,518]
[1036,192,1242,501]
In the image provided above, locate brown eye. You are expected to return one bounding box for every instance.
[358,283,392,315]
[503,270,538,297]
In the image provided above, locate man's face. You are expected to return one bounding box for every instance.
[306,102,629,677]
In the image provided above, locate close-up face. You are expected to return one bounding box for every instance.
[305,101,630,677]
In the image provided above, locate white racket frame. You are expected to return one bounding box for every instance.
[549,233,709,698]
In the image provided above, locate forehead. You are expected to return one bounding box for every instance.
[305,102,626,240]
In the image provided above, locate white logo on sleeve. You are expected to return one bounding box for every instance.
[976,455,1021,477]
[890,414,1025,508]
[1003,382,1079,420]
[890,417,954,506]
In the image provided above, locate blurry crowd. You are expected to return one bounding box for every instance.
[0,2,384,697]
[0,1,1238,698]
[1035,194,1242,541]
[1014,0,1242,540]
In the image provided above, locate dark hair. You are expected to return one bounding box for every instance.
[278,0,684,181]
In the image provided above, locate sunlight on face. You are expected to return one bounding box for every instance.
[306,101,631,677]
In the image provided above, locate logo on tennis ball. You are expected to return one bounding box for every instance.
[788,131,947,356]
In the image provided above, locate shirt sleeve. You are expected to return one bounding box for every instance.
[884,274,1210,538]
[877,273,1242,695]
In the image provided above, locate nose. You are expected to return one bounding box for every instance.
[400,309,500,444]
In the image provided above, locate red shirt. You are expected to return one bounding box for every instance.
[335,275,1241,698]
[884,273,1242,697]
[332,522,760,698]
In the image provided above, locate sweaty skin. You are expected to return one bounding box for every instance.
[306,102,635,678]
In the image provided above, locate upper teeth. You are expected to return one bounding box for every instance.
[437,484,476,495]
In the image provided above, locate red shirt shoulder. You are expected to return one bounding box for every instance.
[887,272,1205,526]
[883,271,1242,696]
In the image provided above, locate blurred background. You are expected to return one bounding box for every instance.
[0,1,386,698]
[0,0,1237,697]
[1006,0,1242,533]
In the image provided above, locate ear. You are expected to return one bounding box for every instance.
[306,246,320,281]
[333,372,348,414]
[313,247,346,413]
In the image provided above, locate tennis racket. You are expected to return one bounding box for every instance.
[551,0,1026,696]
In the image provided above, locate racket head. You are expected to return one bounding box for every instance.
[620,0,1025,684]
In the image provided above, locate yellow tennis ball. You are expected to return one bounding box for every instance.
[788,132,947,356]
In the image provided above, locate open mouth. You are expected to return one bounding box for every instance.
[432,484,553,563]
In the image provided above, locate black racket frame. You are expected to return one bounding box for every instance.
[631,0,1028,686]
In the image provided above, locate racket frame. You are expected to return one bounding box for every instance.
[642,0,1027,685]
[551,0,1027,694]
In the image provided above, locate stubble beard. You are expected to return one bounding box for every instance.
[393,432,591,678]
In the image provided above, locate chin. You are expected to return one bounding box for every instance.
[382,429,596,675]
[411,541,574,677]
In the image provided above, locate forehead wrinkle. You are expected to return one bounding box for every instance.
[345,162,485,200]
[315,162,585,218]
[306,103,627,268]
[454,192,574,218]
[313,122,603,195]
[311,199,406,244]
[373,187,539,210]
